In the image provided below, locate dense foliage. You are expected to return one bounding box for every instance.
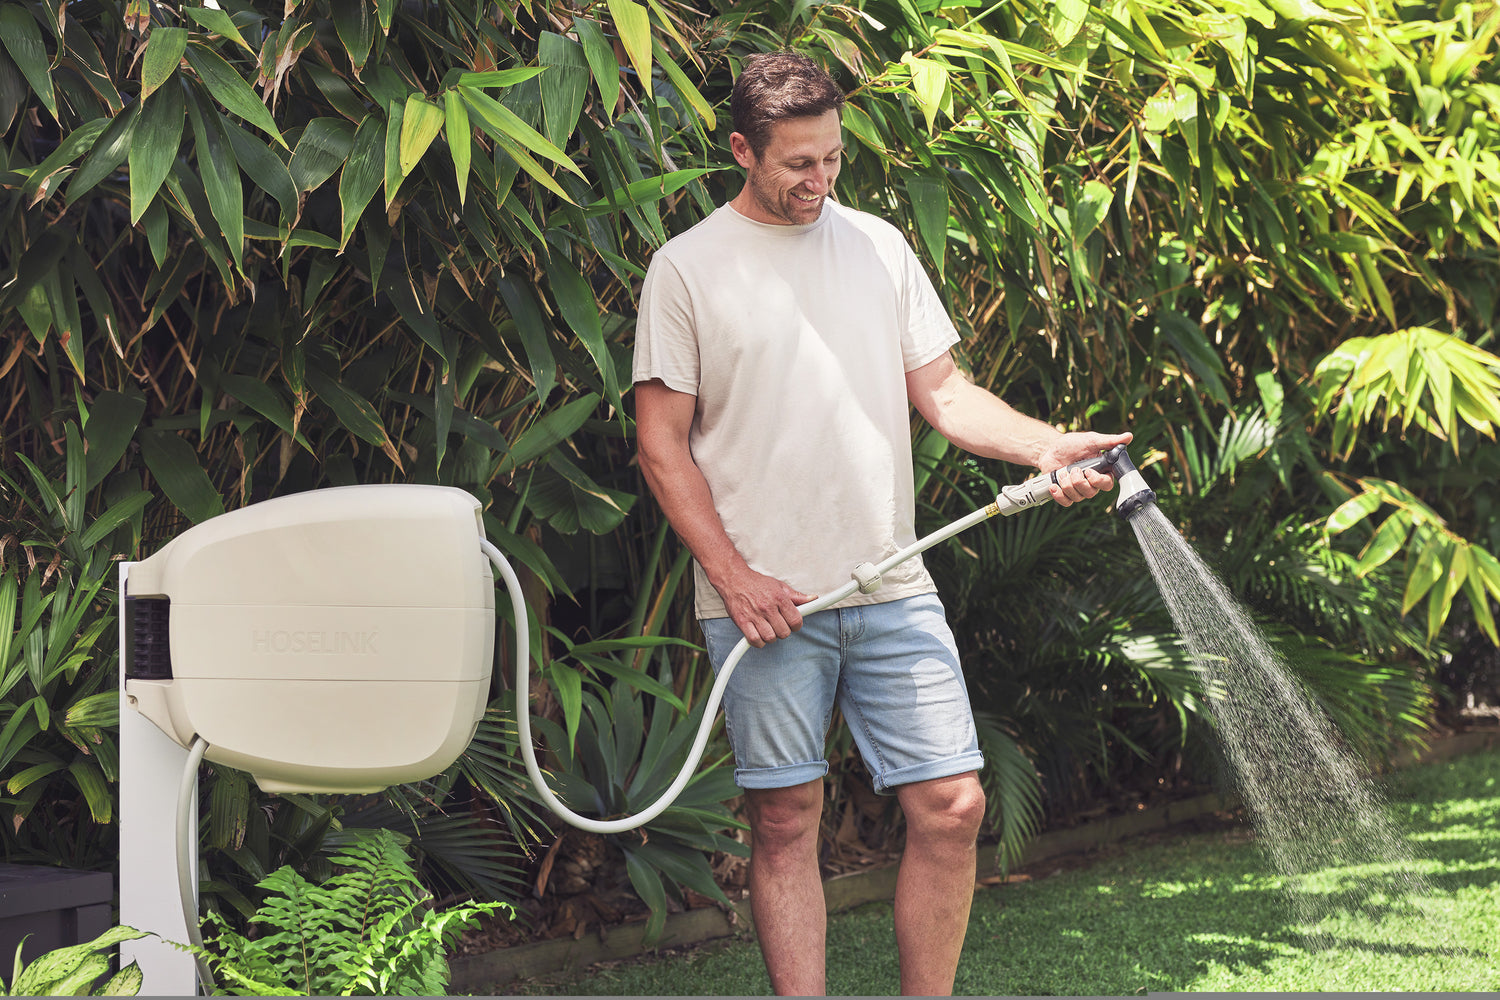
[3,0,1498,933]
[195,828,505,995]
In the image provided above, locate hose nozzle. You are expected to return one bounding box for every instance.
[993,443,1157,518]
[1098,444,1157,519]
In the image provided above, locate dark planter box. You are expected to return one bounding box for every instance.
[0,864,113,968]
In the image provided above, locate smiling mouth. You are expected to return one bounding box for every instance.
[791,192,820,203]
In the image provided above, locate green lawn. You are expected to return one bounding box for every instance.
[500,747,1499,995]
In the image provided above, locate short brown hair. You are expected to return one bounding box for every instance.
[730,52,846,155]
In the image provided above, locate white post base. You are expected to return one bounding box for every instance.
[118,561,200,996]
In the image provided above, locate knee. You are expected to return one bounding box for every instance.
[903,774,986,844]
[747,782,823,854]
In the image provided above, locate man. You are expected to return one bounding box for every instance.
[632,52,1129,996]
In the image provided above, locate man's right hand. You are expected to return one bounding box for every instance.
[716,564,816,648]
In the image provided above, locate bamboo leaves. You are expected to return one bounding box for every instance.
[141,26,187,100]
[398,95,444,177]
[608,0,653,97]
[0,5,55,117]
[1327,478,1500,643]
[129,80,185,224]
[183,43,286,148]
[1311,328,1500,457]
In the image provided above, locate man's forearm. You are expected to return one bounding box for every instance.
[924,376,1062,468]
[637,444,748,592]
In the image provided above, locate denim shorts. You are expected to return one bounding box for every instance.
[699,592,984,793]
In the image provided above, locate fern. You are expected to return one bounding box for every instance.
[197,828,508,996]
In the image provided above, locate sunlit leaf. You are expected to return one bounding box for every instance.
[607,0,653,97]
[444,89,472,205]
[398,94,444,177]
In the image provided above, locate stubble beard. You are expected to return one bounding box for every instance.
[748,172,822,225]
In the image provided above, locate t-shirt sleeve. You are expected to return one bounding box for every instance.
[897,241,960,372]
[632,253,701,394]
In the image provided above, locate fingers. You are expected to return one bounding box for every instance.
[1048,465,1116,507]
[730,580,816,647]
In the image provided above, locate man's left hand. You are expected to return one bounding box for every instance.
[1037,430,1133,507]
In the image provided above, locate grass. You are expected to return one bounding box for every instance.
[498,747,1500,994]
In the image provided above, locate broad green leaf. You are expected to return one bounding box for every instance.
[1073,179,1114,241]
[463,89,577,203]
[331,0,375,73]
[907,174,948,276]
[78,491,153,549]
[1463,568,1497,644]
[527,453,634,534]
[544,248,618,408]
[382,95,408,206]
[220,373,312,449]
[181,6,255,52]
[0,5,55,116]
[139,430,226,525]
[1157,309,1231,408]
[130,81,186,224]
[607,0,653,97]
[69,758,112,824]
[842,102,886,153]
[1401,537,1446,615]
[186,94,245,270]
[339,114,386,248]
[304,366,394,451]
[64,691,121,729]
[141,26,188,101]
[573,17,620,118]
[1326,489,1382,534]
[456,67,546,89]
[547,662,584,750]
[494,275,556,403]
[539,32,590,148]
[1435,544,1470,637]
[651,38,715,130]
[65,103,140,205]
[184,43,286,148]
[222,118,299,225]
[498,393,600,473]
[458,86,582,176]
[582,167,720,217]
[1051,0,1091,45]
[1355,513,1409,575]
[18,119,108,205]
[623,851,668,944]
[290,117,356,193]
[444,89,472,205]
[399,94,444,176]
[83,390,146,487]
[907,57,949,133]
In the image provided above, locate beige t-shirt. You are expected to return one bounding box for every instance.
[633,200,959,619]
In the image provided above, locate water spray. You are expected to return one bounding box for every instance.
[504,444,1157,833]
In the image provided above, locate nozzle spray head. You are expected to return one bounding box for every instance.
[1098,444,1156,519]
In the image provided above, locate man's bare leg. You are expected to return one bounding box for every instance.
[893,772,986,996]
[745,780,827,995]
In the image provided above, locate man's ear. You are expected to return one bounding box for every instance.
[729,131,756,169]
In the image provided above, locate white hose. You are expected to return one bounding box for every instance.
[480,501,996,834]
[178,735,215,993]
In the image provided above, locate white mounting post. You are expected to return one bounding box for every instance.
[118,561,200,996]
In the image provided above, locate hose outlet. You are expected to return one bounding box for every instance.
[1098,445,1157,519]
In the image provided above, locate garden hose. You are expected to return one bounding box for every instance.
[488,446,1155,834]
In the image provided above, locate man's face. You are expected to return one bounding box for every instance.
[730,110,844,226]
